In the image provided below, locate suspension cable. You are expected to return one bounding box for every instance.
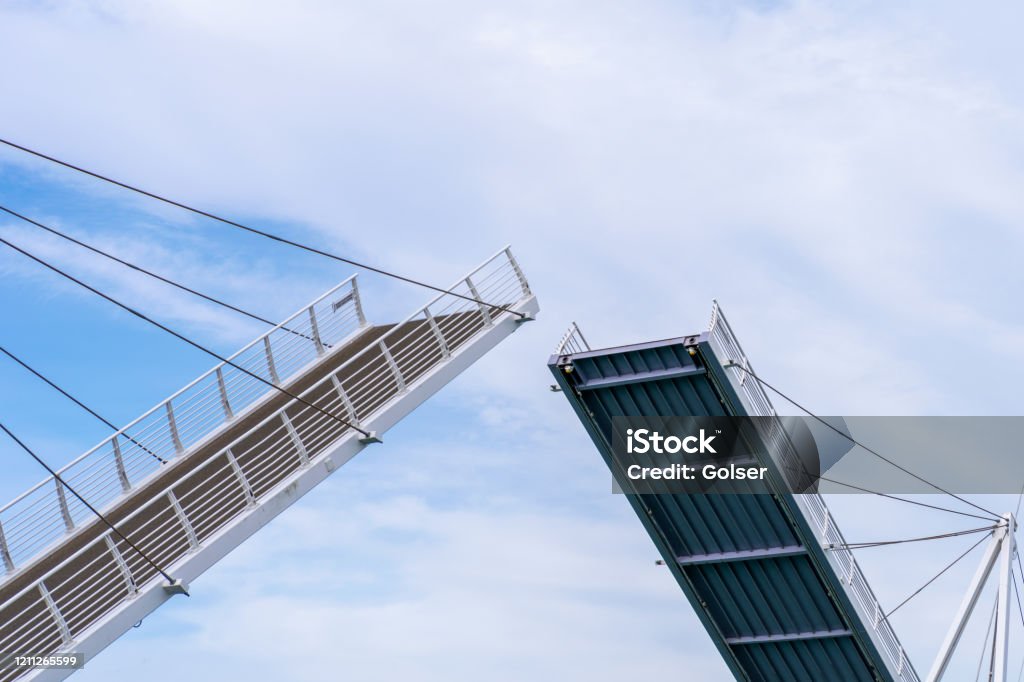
[728,363,1002,521]
[0,234,372,439]
[825,524,998,551]
[0,203,327,348]
[750,412,997,522]
[812,475,998,522]
[976,596,998,682]
[0,344,166,464]
[1012,565,1024,631]
[0,421,180,588]
[0,137,525,319]
[885,530,992,617]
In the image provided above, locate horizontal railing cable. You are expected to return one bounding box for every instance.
[0,234,372,439]
[0,137,526,319]
[0,421,179,588]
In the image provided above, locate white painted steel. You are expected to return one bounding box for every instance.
[0,276,365,577]
[994,515,1014,682]
[0,247,536,682]
[553,322,590,356]
[924,515,1013,682]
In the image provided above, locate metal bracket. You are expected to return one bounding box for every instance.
[359,431,382,445]
[163,579,190,596]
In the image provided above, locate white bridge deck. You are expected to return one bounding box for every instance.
[0,247,537,681]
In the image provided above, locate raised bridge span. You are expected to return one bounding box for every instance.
[548,305,919,682]
[0,247,537,682]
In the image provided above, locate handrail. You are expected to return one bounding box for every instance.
[554,322,590,356]
[706,301,920,682]
[0,247,530,585]
[0,274,366,576]
[0,247,532,657]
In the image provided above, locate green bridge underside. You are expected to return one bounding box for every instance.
[549,334,902,682]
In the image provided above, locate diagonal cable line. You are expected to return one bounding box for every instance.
[0,420,180,589]
[727,363,1002,521]
[976,595,998,682]
[885,530,993,618]
[758,420,998,522]
[1012,564,1024,630]
[0,137,526,319]
[0,203,327,349]
[0,233,372,439]
[744,404,998,522]
[826,524,998,551]
[812,474,997,522]
[0,344,167,464]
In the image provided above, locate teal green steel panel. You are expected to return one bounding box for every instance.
[549,335,895,682]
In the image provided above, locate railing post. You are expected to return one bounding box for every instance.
[39,582,72,645]
[264,337,280,384]
[505,247,531,296]
[379,340,407,392]
[351,278,367,327]
[55,478,74,532]
[166,402,184,454]
[424,307,451,359]
[281,412,310,465]
[465,276,493,326]
[226,449,256,507]
[168,491,199,551]
[111,436,131,493]
[104,534,137,596]
[330,375,361,428]
[216,367,234,419]
[308,306,325,355]
[0,520,14,573]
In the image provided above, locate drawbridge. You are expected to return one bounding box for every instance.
[0,247,537,681]
[548,305,921,682]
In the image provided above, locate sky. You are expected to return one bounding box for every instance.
[1,0,1024,679]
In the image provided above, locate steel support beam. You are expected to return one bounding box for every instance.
[725,629,852,645]
[926,516,1010,682]
[676,545,807,566]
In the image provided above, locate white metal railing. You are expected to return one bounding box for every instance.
[0,247,532,682]
[0,277,369,579]
[707,301,921,682]
[554,322,590,356]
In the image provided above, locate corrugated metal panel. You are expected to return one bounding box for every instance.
[549,333,899,682]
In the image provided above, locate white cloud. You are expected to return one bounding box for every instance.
[3,1,1024,679]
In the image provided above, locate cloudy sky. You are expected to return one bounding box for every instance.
[2,0,1024,679]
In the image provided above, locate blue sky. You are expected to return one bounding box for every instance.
[2,0,1024,679]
